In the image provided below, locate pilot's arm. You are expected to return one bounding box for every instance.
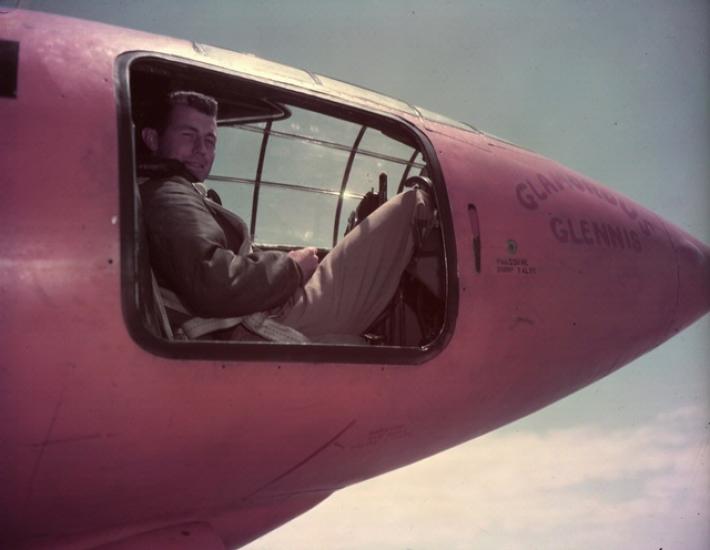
[141,176,302,317]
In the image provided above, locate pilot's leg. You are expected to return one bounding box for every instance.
[276,188,433,340]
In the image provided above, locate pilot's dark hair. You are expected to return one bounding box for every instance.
[146,90,218,133]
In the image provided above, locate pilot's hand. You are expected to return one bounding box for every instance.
[288,247,319,285]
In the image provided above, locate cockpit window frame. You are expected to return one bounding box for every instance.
[116,51,458,364]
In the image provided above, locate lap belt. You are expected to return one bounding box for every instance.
[158,286,309,343]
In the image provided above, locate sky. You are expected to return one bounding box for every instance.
[16,1,710,548]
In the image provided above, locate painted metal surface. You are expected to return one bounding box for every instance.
[1,9,708,550]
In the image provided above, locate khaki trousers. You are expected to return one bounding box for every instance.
[276,189,431,341]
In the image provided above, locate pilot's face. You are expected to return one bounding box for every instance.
[154,103,217,181]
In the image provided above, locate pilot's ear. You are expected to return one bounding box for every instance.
[141,127,160,153]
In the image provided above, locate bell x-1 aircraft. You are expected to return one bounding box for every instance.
[1,9,709,550]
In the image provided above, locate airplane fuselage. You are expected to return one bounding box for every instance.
[1,10,708,549]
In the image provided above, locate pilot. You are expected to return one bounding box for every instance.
[139,90,434,342]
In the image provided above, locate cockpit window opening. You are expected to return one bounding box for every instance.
[118,52,458,363]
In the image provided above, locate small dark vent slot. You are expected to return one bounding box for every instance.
[467,203,481,273]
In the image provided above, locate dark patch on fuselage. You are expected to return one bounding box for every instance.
[0,39,19,98]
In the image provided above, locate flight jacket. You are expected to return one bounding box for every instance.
[140,174,302,318]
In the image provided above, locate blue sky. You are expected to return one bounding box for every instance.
[20,1,710,547]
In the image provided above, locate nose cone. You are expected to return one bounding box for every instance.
[669,231,710,335]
